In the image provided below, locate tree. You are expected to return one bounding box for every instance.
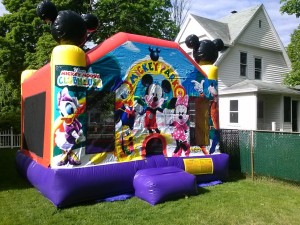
[93,0,178,42]
[170,0,191,29]
[0,75,20,132]
[0,0,46,130]
[280,0,300,17]
[280,0,300,86]
[1,0,179,78]
[283,28,300,86]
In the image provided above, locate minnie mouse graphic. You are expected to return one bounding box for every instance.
[171,94,190,157]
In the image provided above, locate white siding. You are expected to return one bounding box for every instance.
[176,16,210,55]
[238,10,281,51]
[283,122,292,132]
[218,44,289,89]
[219,93,257,130]
[257,94,282,130]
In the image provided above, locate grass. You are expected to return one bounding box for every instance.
[1,149,300,225]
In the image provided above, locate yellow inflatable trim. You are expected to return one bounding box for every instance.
[183,158,214,175]
[51,45,86,67]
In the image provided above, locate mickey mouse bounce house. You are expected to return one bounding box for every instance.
[16,1,229,207]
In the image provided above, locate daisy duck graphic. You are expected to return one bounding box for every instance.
[171,94,190,157]
[55,87,86,166]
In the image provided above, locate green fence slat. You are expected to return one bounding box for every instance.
[254,132,300,182]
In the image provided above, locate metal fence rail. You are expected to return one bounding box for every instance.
[0,127,21,149]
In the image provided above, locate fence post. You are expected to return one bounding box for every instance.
[250,130,254,180]
[10,126,14,149]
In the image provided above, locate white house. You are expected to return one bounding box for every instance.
[175,4,300,132]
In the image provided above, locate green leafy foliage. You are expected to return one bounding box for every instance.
[280,0,300,86]
[280,0,300,17]
[284,27,300,86]
[0,76,20,132]
[93,0,178,42]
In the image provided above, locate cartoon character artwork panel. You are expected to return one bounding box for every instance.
[171,94,190,157]
[49,33,222,167]
[54,87,86,166]
[185,34,224,154]
[87,42,213,160]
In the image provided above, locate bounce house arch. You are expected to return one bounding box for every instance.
[125,58,182,96]
[141,133,167,157]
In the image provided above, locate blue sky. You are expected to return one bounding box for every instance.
[1,0,299,46]
[188,0,300,47]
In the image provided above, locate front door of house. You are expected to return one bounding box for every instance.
[292,100,298,132]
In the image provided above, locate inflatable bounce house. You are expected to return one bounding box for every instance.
[16,1,229,207]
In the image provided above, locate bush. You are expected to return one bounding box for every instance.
[0,109,21,133]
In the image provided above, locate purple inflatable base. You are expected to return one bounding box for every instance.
[133,166,198,205]
[16,151,229,207]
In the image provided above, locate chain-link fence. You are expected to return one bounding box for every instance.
[219,129,241,170]
[220,129,300,182]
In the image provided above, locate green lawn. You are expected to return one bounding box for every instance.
[1,149,300,225]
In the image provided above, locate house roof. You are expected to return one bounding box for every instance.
[219,5,261,45]
[219,79,300,96]
[190,15,230,45]
[188,4,291,69]
[190,5,260,46]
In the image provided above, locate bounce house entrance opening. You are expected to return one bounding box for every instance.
[86,90,115,154]
[146,137,163,156]
[142,134,167,156]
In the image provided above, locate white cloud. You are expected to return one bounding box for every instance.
[0,0,6,16]
[188,0,300,46]
[122,41,140,53]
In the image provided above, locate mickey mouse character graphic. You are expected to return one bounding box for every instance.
[142,74,172,134]
[171,94,190,157]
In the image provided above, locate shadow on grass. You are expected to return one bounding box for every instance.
[0,149,33,192]
[226,170,247,182]
[51,186,211,210]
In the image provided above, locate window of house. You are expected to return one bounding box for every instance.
[259,20,262,28]
[240,52,247,76]
[230,100,238,123]
[254,57,262,79]
[284,96,291,122]
[257,100,264,119]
